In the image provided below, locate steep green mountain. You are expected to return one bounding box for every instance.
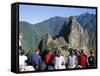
[19,22,41,55]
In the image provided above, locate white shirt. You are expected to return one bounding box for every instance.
[19,55,27,71]
[54,56,66,69]
[68,55,77,68]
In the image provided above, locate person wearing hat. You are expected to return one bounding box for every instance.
[88,48,96,68]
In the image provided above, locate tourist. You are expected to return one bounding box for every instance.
[78,49,88,68]
[67,50,77,69]
[74,49,80,68]
[54,49,66,69]
[88,48,96,68]
[31,48,42,71]
[44,50,54,70]
[19,50,28,71]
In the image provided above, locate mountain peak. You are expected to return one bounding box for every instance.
[69,16,76,19]
[68,16,81,29]
[80,12,90,17]
[69,16,77,23]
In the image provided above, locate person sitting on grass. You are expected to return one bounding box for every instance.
[31,48,42,71]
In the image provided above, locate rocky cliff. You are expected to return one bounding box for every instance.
[57,16,96,51]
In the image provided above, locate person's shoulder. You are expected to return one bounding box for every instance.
[61,56,64,58]
[84,54,87,57]
[19,55,22,59]
[55,56,58,59]
[22,55,27,59]
[32,54,37,57]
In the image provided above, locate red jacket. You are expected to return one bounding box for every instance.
[79,54,87,67]
[44,53,54,64]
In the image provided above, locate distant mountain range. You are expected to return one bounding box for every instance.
[19,13,96,55]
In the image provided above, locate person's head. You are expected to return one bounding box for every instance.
[80,49,87,56]
[19,46,22,50]
[58,50,62,56]
[34,48,40,54]
[20,50,25,56]
[47,50,52,55]
[90,48,95,56]
[70,50,75,56]
[80,49,84,54]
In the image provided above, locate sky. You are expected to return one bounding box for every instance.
[19,4,96,24]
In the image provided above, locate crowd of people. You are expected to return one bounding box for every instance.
[19,47,96,72]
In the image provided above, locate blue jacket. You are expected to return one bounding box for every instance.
[31,54,42,66]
